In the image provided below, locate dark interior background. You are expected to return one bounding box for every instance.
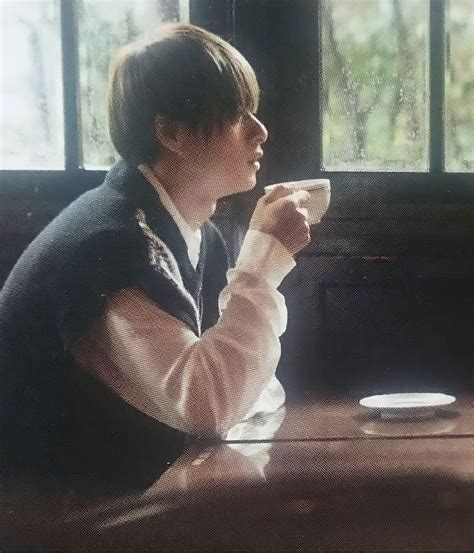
[1,0,473,396]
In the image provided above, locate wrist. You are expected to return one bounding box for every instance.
[236,229,296,287]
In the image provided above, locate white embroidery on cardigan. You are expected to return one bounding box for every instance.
[135,208,201,335]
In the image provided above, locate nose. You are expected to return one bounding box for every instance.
[248,113,268,145]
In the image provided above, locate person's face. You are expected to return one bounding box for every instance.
[181,111,268,200]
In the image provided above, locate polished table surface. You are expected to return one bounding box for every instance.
[224,392,474,441]
[51,436,473,550]
[4,393,474,550]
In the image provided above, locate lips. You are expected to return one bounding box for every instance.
[249,151,264,164]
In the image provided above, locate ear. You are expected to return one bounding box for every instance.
[153,115,188,156]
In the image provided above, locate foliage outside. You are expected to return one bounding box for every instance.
[0,0,472,173]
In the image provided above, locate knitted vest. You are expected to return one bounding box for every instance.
[0,160,229,496]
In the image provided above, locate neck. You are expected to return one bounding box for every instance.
[148,158,216,231]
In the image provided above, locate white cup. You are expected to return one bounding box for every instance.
[264,179,331,225]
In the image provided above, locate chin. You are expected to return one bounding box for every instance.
[245,177,257,191]
[236,181,256,196]
[226,180,256,198]
[217,171,257,198]
[243,172,258,190]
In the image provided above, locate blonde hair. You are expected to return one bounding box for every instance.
[107,23,260,165]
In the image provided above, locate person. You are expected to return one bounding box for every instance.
[0,23,310,496]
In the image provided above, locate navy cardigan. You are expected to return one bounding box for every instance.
[0,160,229,496]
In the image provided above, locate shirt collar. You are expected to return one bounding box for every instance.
[138,164,202,270]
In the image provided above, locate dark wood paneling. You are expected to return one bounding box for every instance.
[278,255,474,395]
[321,281,473,392]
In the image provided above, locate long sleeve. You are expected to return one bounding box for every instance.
[70,229,295,438]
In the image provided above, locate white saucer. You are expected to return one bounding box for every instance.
[359,393,456,419]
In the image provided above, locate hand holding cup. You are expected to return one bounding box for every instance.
[264,179,331,225]
[249,184,311,256]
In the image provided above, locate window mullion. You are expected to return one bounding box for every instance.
[429,0,446,173]
[60,0,82,171]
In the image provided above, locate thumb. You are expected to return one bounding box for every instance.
[263,183,293,204]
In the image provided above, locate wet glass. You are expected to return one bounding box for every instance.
[321,0,429,171]
[78,0,185,168]
[0,0,64,169]
[445,0,474,172]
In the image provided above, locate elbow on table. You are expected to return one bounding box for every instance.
[180,391,243,439]
[183,406,236,439]
[169,342,274,438]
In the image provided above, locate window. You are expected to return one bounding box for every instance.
[320,0,473,173]
[445,0,474,172]
[0,0,187,170]
[0,0,64,169]
[78,0,185,168]
[0,0,472,181]
[321,0,429,172]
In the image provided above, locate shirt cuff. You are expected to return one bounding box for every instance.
[235,228,296,288]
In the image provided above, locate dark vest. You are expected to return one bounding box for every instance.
[0,160,229,496]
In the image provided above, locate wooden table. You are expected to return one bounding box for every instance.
[224,392,474,441]
[4,393,474,550]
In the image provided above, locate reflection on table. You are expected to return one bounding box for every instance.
[3,393,474,550]
[50,436,474,550]
[223,392,473,441]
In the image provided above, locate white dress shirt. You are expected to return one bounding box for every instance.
[138,164,202,270]
[70,168,296,438]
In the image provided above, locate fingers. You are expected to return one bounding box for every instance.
[252,184,312,256]
[296,206,309,220]
[279,192,309,223]
[263,184,293,204]
[288,189,310,207]
[298,219,311,248]
[283,200,311,252]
